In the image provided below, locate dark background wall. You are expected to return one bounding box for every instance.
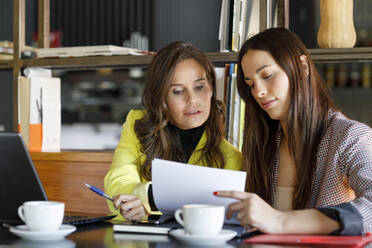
[46,0,153,47]
[152,0,221,51]
[289,0,316,48]
[0,0,35,131]
[44,0,221,51]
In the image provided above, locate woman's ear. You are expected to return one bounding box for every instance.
[300,55,309,76]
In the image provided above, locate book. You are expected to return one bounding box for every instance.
[225,63,236,135]
[114,232,169,242]
[219,0,230,52]
[238,99,245,151]
[0,54,13,60]
[0,41,35,58]
[35,45,144,58]
[18,74,61,152]
[29,77,43,152]
[245,0,260,40]
[215,67,227,102]
[113,220,246,238]
[18,77,31,148]
[244,234,372,247]
[0,40,36,51]
[232,0,242,51]
[112,221,177,235]
[231,74,241,148]
[228,73,237,145]
[239,0,249,46]
[0,46,14,54]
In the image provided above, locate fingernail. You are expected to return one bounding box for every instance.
[213,191,218,195]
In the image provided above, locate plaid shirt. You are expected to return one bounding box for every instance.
[270,110,372,234]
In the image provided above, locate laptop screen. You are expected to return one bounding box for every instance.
[0,133,47,222]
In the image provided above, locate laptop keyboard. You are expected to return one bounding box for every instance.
[63,214,116,225]
[63,215,93,225]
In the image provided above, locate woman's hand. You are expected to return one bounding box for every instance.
[215,191,286,234]
[112,194,147,221]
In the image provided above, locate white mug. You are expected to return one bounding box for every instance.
[18,201,65,231]
[174,204,224,236]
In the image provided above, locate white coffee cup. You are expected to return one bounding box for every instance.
[174,204,224,236]
[18,201,65,231]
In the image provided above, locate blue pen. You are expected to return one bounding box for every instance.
[84,183,113,201]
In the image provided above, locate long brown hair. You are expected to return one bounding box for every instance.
[237,28,335,209]
[135,41,226,180]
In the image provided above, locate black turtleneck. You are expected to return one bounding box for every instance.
[168,123,205,163]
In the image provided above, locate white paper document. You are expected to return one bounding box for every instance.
[152,159,247,224]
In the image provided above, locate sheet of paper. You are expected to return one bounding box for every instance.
[152,158,246,224]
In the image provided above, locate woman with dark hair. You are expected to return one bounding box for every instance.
[216,28,372,235]
[104,41,242,221]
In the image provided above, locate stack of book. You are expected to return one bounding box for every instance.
[219,0,260,52]
[0,41,35,60]
[35,45,149,58]
[18,68,61,152]
[215,64,244,150]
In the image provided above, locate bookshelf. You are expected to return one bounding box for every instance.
[6,0,372,146]
[3,48,372,70]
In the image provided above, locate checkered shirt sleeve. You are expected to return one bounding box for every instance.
[271,110,372,234]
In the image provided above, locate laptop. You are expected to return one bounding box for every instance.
[0,132,115,226]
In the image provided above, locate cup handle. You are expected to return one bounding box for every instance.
[18,205,26,223]
[174,209,184,227]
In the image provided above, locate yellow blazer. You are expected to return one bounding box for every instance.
[104,109,242,219]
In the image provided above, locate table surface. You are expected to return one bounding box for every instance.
[4,221,372,248]
[0,221,269,248]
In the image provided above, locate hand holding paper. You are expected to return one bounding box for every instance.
[151,159,246,224]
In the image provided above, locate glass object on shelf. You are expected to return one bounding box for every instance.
[336,64,348,88]
[60,68,145,150]
[316,62,372,127]
[350,63,361,88]
[324,64,335,89]
[361,63,371,89]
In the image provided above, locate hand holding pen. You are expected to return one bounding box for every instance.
[84,183,113,201]
[84,183,147,220]
[84,183,124,209]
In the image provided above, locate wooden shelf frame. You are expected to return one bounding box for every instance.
[0,60,13,69]
[22,52,238,69]
[3,47,372,71]
[308,47,372,63]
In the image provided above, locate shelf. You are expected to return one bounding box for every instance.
[2,48,372,70]
[0,48,367,70]
[23,54,155,69]
[21,52,237,69]
[216,48,372,64]
[309,47,372,63]
[0,60,13,69]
